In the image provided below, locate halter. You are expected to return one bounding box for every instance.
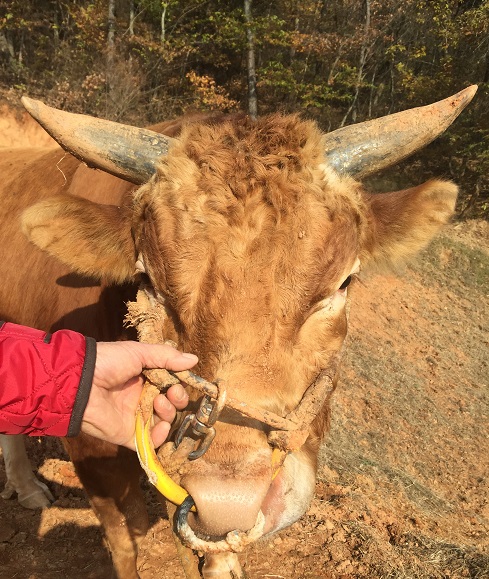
[144,362,336,457]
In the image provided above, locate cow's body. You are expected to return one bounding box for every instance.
[0,147,147,563]
[0,148,132,333]
[0,125,186,573]
[0,90,474,577]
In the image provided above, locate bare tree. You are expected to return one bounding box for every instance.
[161,2,168,43]
[129,0,135,37]
[0,31,15,60]
[244,0,258,119]
[107,0,116,68]
[340,0,370,127]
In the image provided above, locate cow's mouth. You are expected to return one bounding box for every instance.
[175,495,266,553]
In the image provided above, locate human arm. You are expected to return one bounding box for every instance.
[0,322,195,448]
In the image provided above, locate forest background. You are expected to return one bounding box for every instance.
[0,0,488,218]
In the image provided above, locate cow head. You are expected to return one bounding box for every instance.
[20,87,474,543]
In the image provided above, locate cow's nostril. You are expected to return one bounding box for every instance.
[181,475,270,538]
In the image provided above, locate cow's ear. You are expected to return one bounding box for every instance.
[362,179,458,268]
[21,195,136,283]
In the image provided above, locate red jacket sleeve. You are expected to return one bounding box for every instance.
[0,322,96,437]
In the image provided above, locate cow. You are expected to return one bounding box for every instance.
[0,85,476,578]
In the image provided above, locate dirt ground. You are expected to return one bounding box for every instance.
[0,104,488,578]
[0,103,56,149]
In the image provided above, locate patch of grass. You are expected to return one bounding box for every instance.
[412,235,489,298]
[320,439,453,517]
[387,534,489,579]
[346,522,489,579]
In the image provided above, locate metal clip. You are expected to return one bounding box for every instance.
[175,410,216,460]
[175,384,227,460]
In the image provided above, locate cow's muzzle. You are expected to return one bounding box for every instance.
[130,286,338,552]
[176,495,266,553]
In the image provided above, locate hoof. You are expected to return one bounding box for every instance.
[2,478,54,509]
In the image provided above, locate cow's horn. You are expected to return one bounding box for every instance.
[21,97,174,184]
[323,85,477,177]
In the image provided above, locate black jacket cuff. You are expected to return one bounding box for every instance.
[66,337,97,437]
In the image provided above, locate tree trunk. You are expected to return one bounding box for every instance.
[18,29,24,64]
[483,37,489,84]
[129,0,135,37]
[244,0,258,119]
[53,4,59,47]
[107,0,116,68]
[0,31,15,59]
[340,0,370,127]
[161,2,168,43]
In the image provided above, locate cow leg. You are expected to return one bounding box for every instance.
[64,436,149,579]
[0,434,54,509]
[202,553,245,578]
[165,501,202,579]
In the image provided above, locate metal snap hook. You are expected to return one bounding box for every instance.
[175,413,216,460]
[175,384,227,460]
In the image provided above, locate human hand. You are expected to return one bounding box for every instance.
[81,341,197,449]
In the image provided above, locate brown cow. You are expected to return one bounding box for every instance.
[0,86,476,578]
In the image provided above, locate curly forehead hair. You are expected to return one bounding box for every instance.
[134,112,368,234]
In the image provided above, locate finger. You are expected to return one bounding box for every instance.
[153,393,177,423]
[166,383,189,410]
[151,420,171,448]
[121,342,198,371]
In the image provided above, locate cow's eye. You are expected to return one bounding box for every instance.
[339,275,352,290]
